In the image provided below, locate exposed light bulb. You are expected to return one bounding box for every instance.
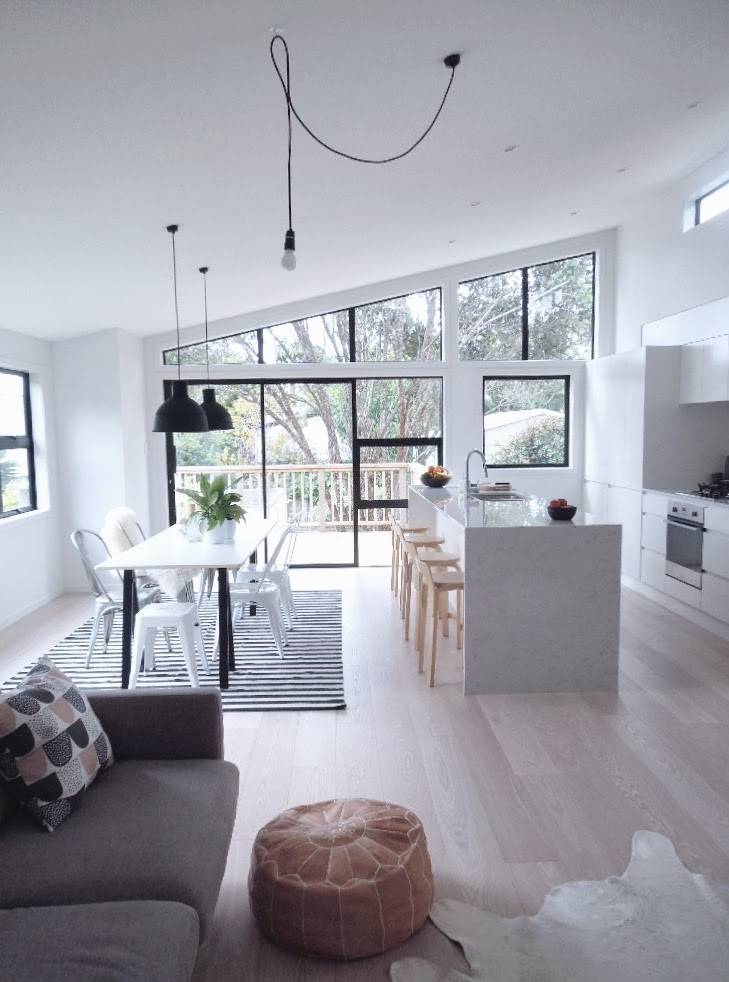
[281,228,296,271]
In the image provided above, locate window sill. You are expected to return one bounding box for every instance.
[0,507,49,529]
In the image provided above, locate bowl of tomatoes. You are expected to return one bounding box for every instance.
[547,497,577,520]
[420,465,452,488]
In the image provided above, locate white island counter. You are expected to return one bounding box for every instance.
[408,485,621,694]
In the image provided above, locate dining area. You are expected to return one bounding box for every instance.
[47,494,347,712]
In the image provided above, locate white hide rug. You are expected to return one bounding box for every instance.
[390,832,729,982]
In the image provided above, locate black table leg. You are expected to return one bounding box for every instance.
[121,569,134,688]
[218,568,229,689]
[227,592,235,670]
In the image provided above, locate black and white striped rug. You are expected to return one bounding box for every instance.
[2,591,345,712]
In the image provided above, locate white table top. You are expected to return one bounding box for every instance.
[96,517,278,571]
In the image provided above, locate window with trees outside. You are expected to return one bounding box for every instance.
[483,376,570,468]
[0,368,36,518]
[459,254,595,361]
[164,288,442,366]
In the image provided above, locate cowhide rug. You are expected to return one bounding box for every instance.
[390,831,729,982]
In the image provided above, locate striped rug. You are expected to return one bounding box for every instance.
[2,591,345,712]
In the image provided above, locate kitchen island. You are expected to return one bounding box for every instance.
[408,485,621,694]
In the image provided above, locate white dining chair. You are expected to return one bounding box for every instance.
[129,601,209,688]
[70,529,164,666]
[236,521,298,627]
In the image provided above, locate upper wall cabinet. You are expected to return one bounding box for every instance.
[679,336,729,404]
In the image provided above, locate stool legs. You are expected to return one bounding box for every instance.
[456,587,463,651]
[179,618,199,686]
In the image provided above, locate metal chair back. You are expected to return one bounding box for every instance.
[70,529,121,602]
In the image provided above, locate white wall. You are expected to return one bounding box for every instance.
[616,143,729,352]
[0,327,63,629]
[54,328,150,590]
[143,229,615,532]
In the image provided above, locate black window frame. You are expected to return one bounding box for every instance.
[482,374,571,470]
[164,374,443,567]
[162,287,443,366]
[695,178,729,226]
[459,252,596,362]
[0,368,37,519]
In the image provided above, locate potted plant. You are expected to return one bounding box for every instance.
[177,475,246,544]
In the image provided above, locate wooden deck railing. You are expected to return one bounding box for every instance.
[175,463,422,529]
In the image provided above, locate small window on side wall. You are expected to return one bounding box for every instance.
[483,375,570,468]
[695,180,729,226]
[0,369,37,518]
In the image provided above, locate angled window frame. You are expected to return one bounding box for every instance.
[0,367,37,519]
[458,252,596,362]
[482,373,571,470]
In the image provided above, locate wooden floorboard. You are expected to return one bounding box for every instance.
[2,572,729,979]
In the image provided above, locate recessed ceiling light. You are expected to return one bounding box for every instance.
[448,239,456,244]
[504,144,517,153]
[617,166,628,173]
[687,100,700,110]
[570,210,579,216]
[470,200,481,207]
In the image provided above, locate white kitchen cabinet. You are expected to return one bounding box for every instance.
[641,512,666,554]
[704,504,729,536]
[607,486,642,580]
[700,572,729,623]
[679,336,729,404]
[583,480,608,522]
[702,528,729,580]
[643,491,669,518]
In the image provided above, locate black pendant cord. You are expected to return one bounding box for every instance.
[270,34,459,166]
[167,224,181,380]
[200,266,211,383]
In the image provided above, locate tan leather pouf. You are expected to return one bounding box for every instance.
[248,798,434,960]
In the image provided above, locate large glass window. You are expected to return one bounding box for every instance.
[355,378,442,440]
[0,369,36,518]
[163,289,441,365]
[483,376,569,468]
[354,290,441,361]
[695,180,729,226]
[459,254,595,361]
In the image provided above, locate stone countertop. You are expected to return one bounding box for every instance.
[410,484,609,529]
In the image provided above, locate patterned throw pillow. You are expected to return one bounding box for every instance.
[0,658,113,831]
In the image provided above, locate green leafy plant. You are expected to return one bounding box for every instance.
[177,474,246,530]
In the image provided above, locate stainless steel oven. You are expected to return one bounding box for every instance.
[665,500,704,590]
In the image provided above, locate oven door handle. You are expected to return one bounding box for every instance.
[666,517,705,532]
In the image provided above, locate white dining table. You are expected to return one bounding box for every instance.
[96,517,279,689]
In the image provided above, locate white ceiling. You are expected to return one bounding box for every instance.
[3,0,729,340]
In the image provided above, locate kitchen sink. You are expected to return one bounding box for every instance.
[469,491,529,501]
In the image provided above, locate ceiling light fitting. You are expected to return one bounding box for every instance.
[152,225,209,434]
[269,35,461,271]
[198,266,233,431]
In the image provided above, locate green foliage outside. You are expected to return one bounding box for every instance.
[484,378,567,466]
[497,417,565,466]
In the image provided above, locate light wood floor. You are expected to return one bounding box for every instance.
[3,570,729,979]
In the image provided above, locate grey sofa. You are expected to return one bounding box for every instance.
[0,688,239,982]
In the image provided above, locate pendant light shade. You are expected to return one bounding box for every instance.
[201,387,233,430]
[153,224,209,433]
[197,266,233,431]
[153,380,210,432]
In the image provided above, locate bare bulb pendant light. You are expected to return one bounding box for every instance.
[152,225,209,433]
[270,35,461,271]
[198,266,233,430]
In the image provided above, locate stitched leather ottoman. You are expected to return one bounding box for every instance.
[248,798,434,960]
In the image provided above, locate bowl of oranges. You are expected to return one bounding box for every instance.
[420,465,452,488]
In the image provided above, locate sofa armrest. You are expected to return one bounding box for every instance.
[87,688,224,761]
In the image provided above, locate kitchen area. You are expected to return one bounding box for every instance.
[584,294,729,640]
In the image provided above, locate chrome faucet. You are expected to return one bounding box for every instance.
[464,449,488,494]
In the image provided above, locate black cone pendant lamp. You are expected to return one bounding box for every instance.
[153,225,209,433]
[198,266,233,430]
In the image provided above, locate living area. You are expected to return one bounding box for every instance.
[3,2,729,981]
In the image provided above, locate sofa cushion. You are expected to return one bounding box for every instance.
[0,900,199,982]
[0,658,113,831]
[0,758,238,939]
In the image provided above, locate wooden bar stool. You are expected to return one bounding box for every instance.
[421,564,464,687]
[414,550,461,662]
[400,533,445,633]
[390,516,428,597]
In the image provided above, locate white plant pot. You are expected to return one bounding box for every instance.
[223,519,237,542]
[203,523,227,545]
